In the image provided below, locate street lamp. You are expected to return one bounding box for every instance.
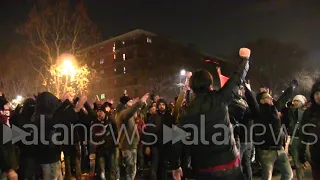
[180,69,186,76]
[61,59,76,76]
[179,69,187,90]
[16,95,23,102]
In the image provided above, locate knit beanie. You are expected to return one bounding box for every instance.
[293,95,306,105]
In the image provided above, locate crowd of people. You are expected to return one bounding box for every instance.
[0,48,320,180]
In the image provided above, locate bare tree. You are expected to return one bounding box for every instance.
[18,0,100,97]
[146,74,177,97]
[241,39,308,94]
[0,44,39,99]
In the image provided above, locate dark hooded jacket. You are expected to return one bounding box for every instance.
[145,99,174,148]
[299,82,320,167]
[157,99,174,147]
[10,98,37,158]
[92,106,118,151]
[32,92,78,164]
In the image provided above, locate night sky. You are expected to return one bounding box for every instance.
[0,0,320,63]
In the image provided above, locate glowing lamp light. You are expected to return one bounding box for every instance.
[180,69,186,76]
[16,95,23,101]
[61,60,76,76]
[63,60,72,67]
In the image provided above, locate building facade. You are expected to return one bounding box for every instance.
[83,29,226,101]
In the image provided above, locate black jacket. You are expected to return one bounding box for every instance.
[32,92,78,164]
[239,86,259,143]
[145,113,162,147]
[170,57,249,171]
[299,82,320,167]
[92,112,118,150]
[254,86,294,149]
[0,122,18,172]
[11,98,36,158]
[228,97,247,140]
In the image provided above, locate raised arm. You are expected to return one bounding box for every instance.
[218,48,250,103]
[244,83,260,117]
[275,79,297,111]
[117,93,150,123]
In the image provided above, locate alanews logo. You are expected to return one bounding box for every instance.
[2,114,318,146]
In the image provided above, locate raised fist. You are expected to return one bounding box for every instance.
[186,71,192,79]
[62,92,74,102]
[74,95,87,112]
[239,48,251,59]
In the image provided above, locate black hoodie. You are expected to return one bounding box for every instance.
[299,82,320,167]
[32,92,78,164]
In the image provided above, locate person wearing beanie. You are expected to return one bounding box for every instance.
[115,93,149,180]
[284,94,307,180]
[116,94,133,115]
[299,82,320,179]
[92,104,120,180]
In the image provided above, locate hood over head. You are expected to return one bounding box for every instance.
[156,98,169,113]
[32,92,61,121]
[19,98,36,122]
[311,81,320,104]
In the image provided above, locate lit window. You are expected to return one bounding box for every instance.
[123,54,126,60]
[114,68,116,72]
[100,70,104,74]
[100,58,104,64]
[113,46,115,52]
[122,41,125,45]
[124,67,126,74]
[114,54,116,60]
[147,37,152,43]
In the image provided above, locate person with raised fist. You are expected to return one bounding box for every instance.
[170,48,251,180]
